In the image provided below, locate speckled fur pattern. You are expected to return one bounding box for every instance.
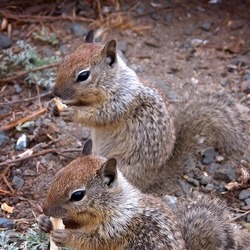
[41,156,186,250]
[53,40,248,194]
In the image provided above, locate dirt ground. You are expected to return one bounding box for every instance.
[0,0,250,243]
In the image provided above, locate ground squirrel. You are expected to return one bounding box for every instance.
[38,140,249,250]
[48,30,248,194]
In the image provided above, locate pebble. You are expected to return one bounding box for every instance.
[0,218,14,229]
[130,64,144,73]
[214,162,237,183]
[234,55,250,66]
[201,21,212,31]
[16,134,29,150]
[220,78,229,87]
[14,84,22,94]
[202,147,216,165]
[136,5,145,15]
[164,13,173,23]
[200,175,212,185]
[163,195,178,210]
[203,183,215,192]
[177,179,192,196]
[12,176,25,189]
[117,41,127,54]
[70,23,88,37]
[184,26,194,36]
[0,132,10,147]
[183,155,196,171]
[245,198,250,206]
[209,163,220,174]
[243,74,250,81]
[0,34,12,49]
[167,90,179,102]
[241,79,250,94]
[238,190,250,200]
[186,177,199,187]
[247,214,250,222]
[0,105,9,115]
[151,12,161,20]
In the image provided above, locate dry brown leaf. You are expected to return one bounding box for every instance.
[1,202,14,213]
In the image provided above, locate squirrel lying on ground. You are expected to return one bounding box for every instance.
[48,30,248,195]
[38,140,250,250]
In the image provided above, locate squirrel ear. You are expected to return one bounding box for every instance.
[99,158,117,187]
[103,40,116,68]
[82,139,92,156]
[85,30,94,43]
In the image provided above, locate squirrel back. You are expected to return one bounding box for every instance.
[39,141,249,250]
[51,32,248,194]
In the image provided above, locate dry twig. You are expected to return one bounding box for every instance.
[0,108,46,132]
[0,63,59,84]
[0,148,82,167]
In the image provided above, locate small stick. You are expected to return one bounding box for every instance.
[2,175,15,193]
[0,148,82,167]
[0,91,52,106]
[0,63,59,84]
[0,108,46,132]
[231,210,250,221]
[0,11,94,24]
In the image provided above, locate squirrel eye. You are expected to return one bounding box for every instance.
[76,70,90,82]
[70,190,85,202]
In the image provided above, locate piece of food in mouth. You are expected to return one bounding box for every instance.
[53,97,68,112]
[50,217,65,250]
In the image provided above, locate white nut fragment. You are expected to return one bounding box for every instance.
[50,217,65,250]
[53,97,68,112]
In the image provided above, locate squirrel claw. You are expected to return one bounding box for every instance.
[38,214,53,233]
[60,108,74,122]
[52,229,71,247]
[47,100,60,117]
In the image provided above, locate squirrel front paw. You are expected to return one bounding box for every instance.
[60,107,75,122]
[38,214,53,233]
[47,99,60,117]
[51,229,71,247]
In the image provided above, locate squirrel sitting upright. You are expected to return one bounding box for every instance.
[48,30,248,194]
[38,140,249,250]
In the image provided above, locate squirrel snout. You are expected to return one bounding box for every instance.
[53,87,75,100]
[53,87,62,98]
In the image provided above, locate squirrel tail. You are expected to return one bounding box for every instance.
[172,91,247,160]
[176,196,249,250]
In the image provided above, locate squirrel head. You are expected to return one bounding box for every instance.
[54,30,118,105]
[43,140,121,224]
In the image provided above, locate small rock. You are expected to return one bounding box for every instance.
[12,176,25,189]
[0,105,9,115]
[0,34,12,49]
[243,74,250,81]
[220,78,229,87]
[238,190,250,200]
[201,21,212,31]
[245,198,250,206]
[230,20,245,30]
[0,218,14,229]
[200,175,212,185]
[167,90,179,102]
[151,12,161,20]
[209,163,220,174]
[204,183,215,192]
[164,13,173,23]
[0,132,10,147]
[202,147,216,165]
[241,80,250,94]
[163,195,178,210]
[183,156,196,171]
[184,26,194,36]
[14,84,22,94]
[234,55,250,67]
[16,134,29,150]
[70,23,88,37]
[117,41,127,54]
[247,214,250,222]
[177,179,192,196]
[186,177,199,187]
[136,5,145,15]
[163,0,172,7]
[214,162,237,183]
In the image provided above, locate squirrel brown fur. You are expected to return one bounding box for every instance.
[38,140,249,250]
[49,31,248,195]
